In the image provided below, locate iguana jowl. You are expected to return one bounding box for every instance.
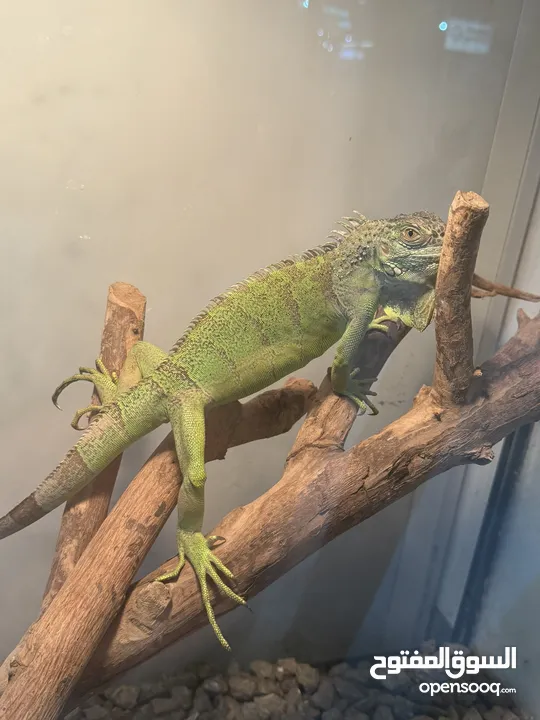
[0,210,447,649]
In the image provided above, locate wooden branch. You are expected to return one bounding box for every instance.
[74,307,540,696]
[0,380,316,720]
[471,286,496,299]
[473,273,540,302]
[42,283,146,612]
[433,191,489,405]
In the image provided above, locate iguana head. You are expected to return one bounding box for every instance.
[369,211,445,286]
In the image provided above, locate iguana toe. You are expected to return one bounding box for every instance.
[155,530,245,651]
[70,404,103,430]
[52,358,119,419]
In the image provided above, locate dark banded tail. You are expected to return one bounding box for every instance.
[0,388,165,540]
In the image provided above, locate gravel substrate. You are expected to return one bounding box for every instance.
[63,644,530,720]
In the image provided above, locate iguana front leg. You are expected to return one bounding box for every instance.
[52,342,168,429]
[155,392,246,651]
[331,300,380,415]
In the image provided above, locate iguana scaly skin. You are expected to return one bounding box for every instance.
[0,210,446,649]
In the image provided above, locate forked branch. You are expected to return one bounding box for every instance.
[2,191,540,720]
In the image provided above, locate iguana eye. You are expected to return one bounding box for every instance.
[402,227,423,244]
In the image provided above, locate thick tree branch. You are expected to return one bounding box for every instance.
[433,191,489,404]
[42,283,147,612]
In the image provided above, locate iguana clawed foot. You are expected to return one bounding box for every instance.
[368,314,393,333]
[344,371,379,415]
[52,358,119,429]
[155,529,246,651]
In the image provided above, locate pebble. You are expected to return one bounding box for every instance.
[373,706,395,720]
[83,708,109,720]
[329,663,351,677]
[202,675,228,696]
[483,709,520,720]
[193,688,213,713]
[215,695,243,720]
[151,696,188,716]
[242,701,260,720]
[254,692,287,718]
[64,710,84,720]
[343,667,372,686]
[111,710,131,719]
[298,699,321,718]
[171,686,193,709]
[193,663,214,680]
[282,677,301,693]
[139,682,170,702]
[133,706,154,719]
[311,678,335,711]
[381,673,412,693]
[106,684,140,710]
[332,677,366,702]
[278,658,298,676]
[462,710,483,720]
[322,710,343,720]
[286,686,303,711]
[250,660,275,679]
[175,672,199,690]
[344,710,369,720]
[296,663,320,694]
[255,677,281,696]
[229,673,257,701]
[390,694,416,719]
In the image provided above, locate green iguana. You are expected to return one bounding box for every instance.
[0,209,501,649]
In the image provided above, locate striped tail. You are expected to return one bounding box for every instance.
[0,390,163,540]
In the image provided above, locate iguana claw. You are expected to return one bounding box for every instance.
[155,530,246,651]
[52,358,119,428]
[343,390,379,416]
[344,373,379,415]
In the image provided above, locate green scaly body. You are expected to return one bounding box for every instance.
[0,210,446,648]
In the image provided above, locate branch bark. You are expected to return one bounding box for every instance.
[42,282,146,612]
[472,273,540,302]
[433,191,490,404]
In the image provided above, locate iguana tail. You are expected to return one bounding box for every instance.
[0,384,165,539]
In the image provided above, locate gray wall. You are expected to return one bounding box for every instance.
[472,187,540,717]
[0,0,525,678]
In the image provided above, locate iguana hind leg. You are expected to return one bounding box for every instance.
[52,342,168,429]
[155,391,246,651]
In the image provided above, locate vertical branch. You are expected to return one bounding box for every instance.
[41,282,146,611]
[432,191,489,405]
